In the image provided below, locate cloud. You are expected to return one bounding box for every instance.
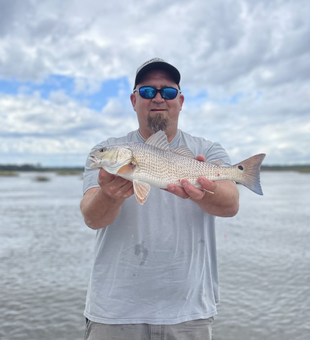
[0,0,309,165]
[0,91,138,165]
[180,79,310,164]
[1,0,309,89]
[74,78,102,95]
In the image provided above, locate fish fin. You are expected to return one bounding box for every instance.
[145,131,170,151]
[133,180,151,205]
[210,159,225,166]
[172,146,195,158]
[117,162,136,175]
[234,154,266,195]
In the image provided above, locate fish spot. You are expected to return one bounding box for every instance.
[135,242,148,266]
[238,165,244,170]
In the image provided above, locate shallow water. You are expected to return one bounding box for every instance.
[0,171,309,340]
[214,171,310,340]
[0,173,93,340]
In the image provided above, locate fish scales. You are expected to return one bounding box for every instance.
[89,131,266,205]
[131,144,233,188]
[131,144,178,187]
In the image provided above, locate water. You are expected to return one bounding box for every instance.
[0,173,93,340]
[214,171,310,340]
[1,172,309,340]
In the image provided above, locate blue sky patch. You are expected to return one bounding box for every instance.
[0,75,132,111]
[181,89,208,105]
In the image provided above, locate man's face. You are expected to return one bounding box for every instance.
[130,70,184,139]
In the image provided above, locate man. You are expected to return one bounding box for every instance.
[80,58,239,340]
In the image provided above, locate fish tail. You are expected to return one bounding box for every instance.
[234,154,266,195]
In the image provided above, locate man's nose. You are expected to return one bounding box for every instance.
[152,91,164,102]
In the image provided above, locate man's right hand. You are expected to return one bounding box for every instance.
[80,169,134,229]
[98,168,134,201]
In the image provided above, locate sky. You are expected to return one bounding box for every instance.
[0,0,309,167]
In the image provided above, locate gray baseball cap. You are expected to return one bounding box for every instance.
[133,58,181,89]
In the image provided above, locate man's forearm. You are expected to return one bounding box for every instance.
[168,178,239,217]
[80,188,125,229]
[193,180,239,217]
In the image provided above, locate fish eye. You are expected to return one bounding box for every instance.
[238,165,244,170]
[99,147,106,152]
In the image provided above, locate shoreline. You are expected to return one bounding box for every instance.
[1,164,310,176]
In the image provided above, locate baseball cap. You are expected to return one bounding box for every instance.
[133,58,181,89]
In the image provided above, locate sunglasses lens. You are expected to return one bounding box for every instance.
[161,88,178,99]
[139,87,156,99]
[138,86,178,100]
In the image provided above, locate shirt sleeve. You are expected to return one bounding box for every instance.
[204,141,231,167]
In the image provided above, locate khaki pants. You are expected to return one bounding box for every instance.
[84,318,213,340]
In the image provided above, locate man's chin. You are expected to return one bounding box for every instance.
[147,114,168,132]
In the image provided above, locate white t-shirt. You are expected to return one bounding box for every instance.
[83,129,231,325]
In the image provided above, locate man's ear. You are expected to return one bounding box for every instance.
[130,93,136,111]
[179,94,184,110]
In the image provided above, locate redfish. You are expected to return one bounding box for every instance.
[89,131,266,205]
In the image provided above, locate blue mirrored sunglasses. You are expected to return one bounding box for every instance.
[134,86,180,100]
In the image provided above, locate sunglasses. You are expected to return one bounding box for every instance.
[134,86,180,100]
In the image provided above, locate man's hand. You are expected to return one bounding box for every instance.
[167,177,216,201]
[80,168,134,230]
[98,168,134,201]
[166,155,239,217]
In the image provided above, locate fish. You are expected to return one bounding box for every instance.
[89,131,266,205]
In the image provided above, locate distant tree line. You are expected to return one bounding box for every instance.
[261,165,310,171]
[0,164,84,172]
[0,163,309,172]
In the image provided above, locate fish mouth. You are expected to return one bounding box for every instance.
[89,155,116,166]
[89,155,102,169]
[89,155,98,163]
[88,154,125,171]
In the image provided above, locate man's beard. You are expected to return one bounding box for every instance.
[147,113,168,133]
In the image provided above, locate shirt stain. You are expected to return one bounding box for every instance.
[135,242,149,265]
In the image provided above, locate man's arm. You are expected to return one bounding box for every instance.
[80,168,134,230]
[166,155,239,217]
[167,178,239,217]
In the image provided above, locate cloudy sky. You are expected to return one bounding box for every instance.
[0,0,309,167]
